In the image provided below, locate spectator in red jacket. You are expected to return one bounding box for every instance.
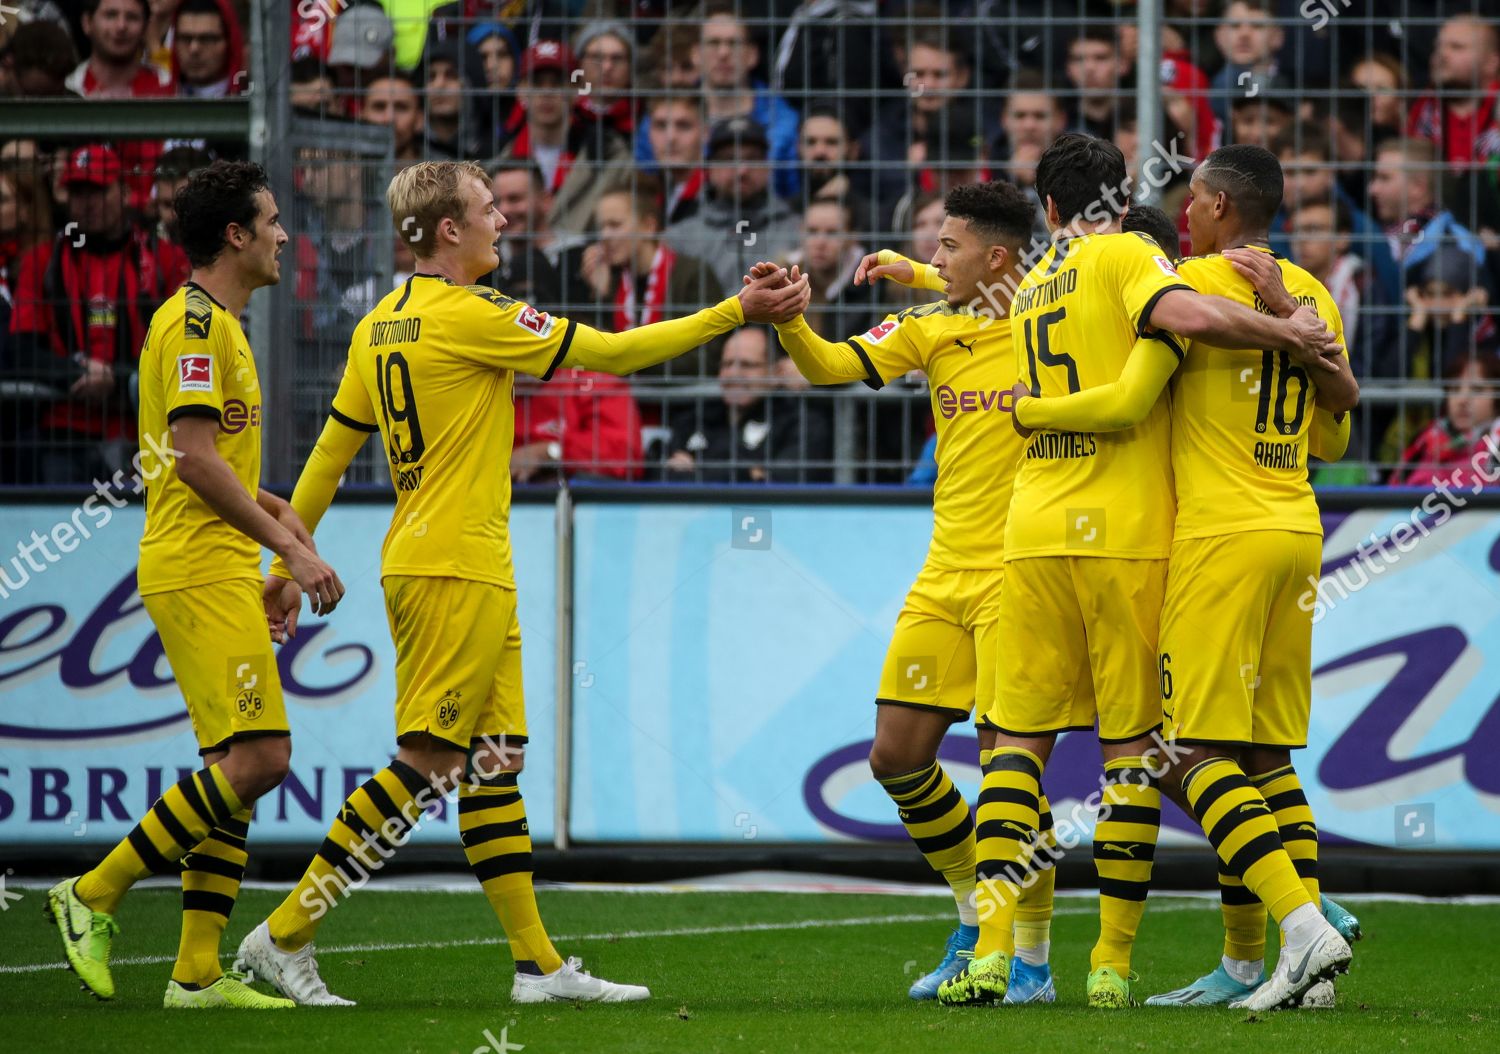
[1408,14,1500,166]
[1389,352,1500,488]
[171,0,246,98]
[66,0,172,98]
[8,144,187,483]
[512,369,643,482]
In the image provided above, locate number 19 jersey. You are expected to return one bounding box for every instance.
[1169,250,1346,540]
[330,274,576,589]
[1005,232,1190,559]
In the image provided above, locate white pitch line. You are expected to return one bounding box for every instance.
[0,906,1131,977]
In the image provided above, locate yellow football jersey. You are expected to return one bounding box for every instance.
[848,302,1023,569]
[328,274,577,589]
[1170,249,1346,539]
[137,282,263,596]
[1005,231,1190,559]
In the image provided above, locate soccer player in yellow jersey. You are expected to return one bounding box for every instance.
[233,160,809,1005]
[939,134,1341,1009]
[752,181,1063,1004]
[45,161,344,1009]
[1007,144,1359,1012]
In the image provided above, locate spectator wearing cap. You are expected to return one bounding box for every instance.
[498,40,631,238]
[665,115,801,296]
[327,2,396,110]
[685,1,800,200]
[363,71,432,163]
[8,144,188,483]
[574,22,635,139]
[1208,0,1282,130]
[862,28,973,214]
[469,22,524,155]
[171,0,244,97]
[8,19,80,96]
[645,92,709,227]
[1064,27,1128,141]
[66,0,172,97]
[582,173,724,379]
[1408,14,1500,167]
[1229,73,1294,147]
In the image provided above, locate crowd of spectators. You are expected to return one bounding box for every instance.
[2,0,1500,487]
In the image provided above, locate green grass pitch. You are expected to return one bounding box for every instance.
[1,886,1492,1052]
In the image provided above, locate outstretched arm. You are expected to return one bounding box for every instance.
[1147,288,1342,364]
[1014,336,1181,434]
[774,315,879,385]
[558,270,811,376]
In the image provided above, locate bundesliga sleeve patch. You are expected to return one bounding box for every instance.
[1153,255,1180,278]
[863,319,899,343]
[177,354,214,392]
[514,305,557,338]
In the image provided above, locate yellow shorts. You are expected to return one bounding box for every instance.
[142,578,289,755]
[1160,531,1320,749]
[385,575,528,751]
[875,564,1004,725]
[987,555,1167,743]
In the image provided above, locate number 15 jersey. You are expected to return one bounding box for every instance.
[1169,249,1346,540]
[330,274,576,589]
[1006,232,1190,560]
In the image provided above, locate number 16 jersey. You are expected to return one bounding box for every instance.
[330,273,576,589]
[1169,249,1345,540]
[1006,231,1190,560]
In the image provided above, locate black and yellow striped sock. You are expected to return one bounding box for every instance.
[267,760,429,951]
[973,746,1043,960]
[459,772,563,975]
[172,808,252,987]
[1090,757,1161,974]
[74,764,244,915]
[1014,793,1056,965]
[878,761,977,925]
[1183,758,1312,925]
[1254,765,1320,902]
[1218,867,1267,963]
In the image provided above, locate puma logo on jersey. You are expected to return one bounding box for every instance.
[953,337,975,355]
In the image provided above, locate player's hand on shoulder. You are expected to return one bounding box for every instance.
[1008,380,1034,439]
[1224,247,1295,318]
[1285,305,1343,373]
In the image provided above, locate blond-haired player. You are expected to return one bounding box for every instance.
[234,161,809,1005]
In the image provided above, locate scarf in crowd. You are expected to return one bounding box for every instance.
[613,243,675,331]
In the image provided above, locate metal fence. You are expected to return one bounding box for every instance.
[3,0,1498,490]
